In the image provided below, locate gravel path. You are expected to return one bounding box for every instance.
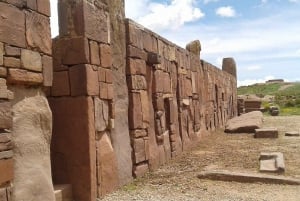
[101,116,300,201]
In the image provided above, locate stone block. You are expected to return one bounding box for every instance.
[3,57,21,68]
[153,70,163,93]
[69,64,99,96]
[163,73,171,94]
[27,0,37,10]
[0,2,26,47]
[0,101,12,130]
[6,0,26,8]
[89,40,100,65]
[98,67,106,82]
[0,159,13,185]
[105,69,113,84]
[99,82,108,100]
[127,58,147,75]
[142,32,153,52]
[127,45,147,60]
[128,75,147,90]
[140,91,150,127]
[107,83,113,100]
[259,152,285,173]
[0,188,7,201]
[94,98,109,132]
[222,57,236,78]
[42,55,53,87]
[255,128,278,138]
[133,163,149,178]
[186,40,201,57]
[126,20,143,49]
[285,131,299,137]
[21,49,42,72]
[130,130,147,138]
[0,134,13,152]
[0,67,7,78]
[147,52,161,65]
[25,11,51,54]
[129,92,143,129]
[132,138,146,164]
[37,0,51,16]
[54,184,73,201]
[0,43,3,66]
[51,71,70,97]
[0,150,13,160]
[7,69,43,85]
[100,44,112,68]
[4,45,20,57]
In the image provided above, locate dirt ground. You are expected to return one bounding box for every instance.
[102,116,300,201]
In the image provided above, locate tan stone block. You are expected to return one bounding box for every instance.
[25,11,51,54]
[42,55,53,87]
[98,67,106,82]
[143,32,153,52]
[100,44,112,68]
[7,68,43,85]
[89,41,100,65]
[4,45,20,57]
[4,57,21,68]
[99,82,108,100]
[0,134,13,152]
[0,2,26,47]
[0,101,12,129]
[0,67,7,78]
[69,64,99,96]
[105,69,113,84]
[107,83,113,100]
[0,159,13,185]
[37,0,51,16]
[27,0,37,10]
[94,98,109,132]
[127,58,146,75]
[140,90,149,127]
[133,138,146,164]
[6,0,26,7]
[128,75,147,90]
[126,21,143,49]
[129,92,143,129]
[133,163,149,178]
[130,130,147,138]
[163,73,171,94]
[153,70,163,93]
[51,71,70,96]
[0,43,3,66]
[127,45,147,60]
[21,49,42,72]
[0,187,7,201]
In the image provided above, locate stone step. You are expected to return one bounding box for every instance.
[54,184,72,201]
[198,170,300,185]
[254,128,278,138]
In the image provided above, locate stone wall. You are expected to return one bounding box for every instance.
[126,20,237,174]
[0,0,54,201]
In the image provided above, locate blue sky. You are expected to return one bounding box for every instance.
[50,0,300,86]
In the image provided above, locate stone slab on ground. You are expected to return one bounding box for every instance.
[225,111,263,133]
[54,184,72,201]
[254,128,278,138]
[285,131,299,137]
[259,152,285,173]
[197,170,300,185]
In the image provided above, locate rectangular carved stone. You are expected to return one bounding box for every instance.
[140,91,149,127]
[0,2,26,47]
[89,41,100,65]
[147,52,161,65]
[129,92,143,129]
[4,45,20,57]
[128,75,147,90]
[94,98,109,132]
[21,49,42,72]
[51,71,70,97]
[127,45,147,60]
[0,101,12,130]
[132,138,146,164]
[4,57,21,68]
[99,82,108,100]
[37,0,51,16]
[127,58,146,75]
[0,43,3,66]
[27,0,37,10]
[255,128,278,138]
[0,67,7,78]
[25,11,51,54]
[69,64,99,96]
[0,159,13,185]
[0,134,12,152]
[98,67,106,82]
[99,44,112,68]
[42,55,53,87]
[7,69,43,85]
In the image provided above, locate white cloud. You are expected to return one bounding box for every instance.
[289,0,300,3]
[247,65,262,71]
[203,0,219,4]
[50,0,58,38]
[216,6,236,18]
[126,0,205,31]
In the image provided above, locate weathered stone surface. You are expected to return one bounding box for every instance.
[127,58,146,75]
[94,98,109,132]
[96,132,119,197]
[132,138,146,164]
[49,96,96,201]
[100,44,112,68]
[0,2,26,47]
[7,69,43,85]
[51,71,70,96]
[11,87,55,201]
[0,134,13,152]
[37,0,51,16]
[26,11,51,54]
[186,40,201,57]
[0,43,3,66]
[133,163,149,178]
[254,128,278,138]
[4,45,20,57]
[5,0,26,8]
[129,92,143,129]
[127,45,147,60]
[147,52,161,65]
[259,152,285,173]
[0,150,13,160]
[225,111,263,133]
[42,55,53,87]
[128,75,147,90]
[0,159,13,185]
[90,41,100,65]
[0,101,12,129]
[21,49,42,72]
[27,0,37,10]
[0,67,7,78]
[3,57,20,68]
[222,57,237,78]
[285,131,299,137]
[69,64,99,96]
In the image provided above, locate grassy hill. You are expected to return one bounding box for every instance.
[238,82,300,115]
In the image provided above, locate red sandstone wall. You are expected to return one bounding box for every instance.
[125,19,238,175]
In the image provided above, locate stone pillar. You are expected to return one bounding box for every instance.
[49,0,119,200]
[222,57,237,78]
[0,0,54,201]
